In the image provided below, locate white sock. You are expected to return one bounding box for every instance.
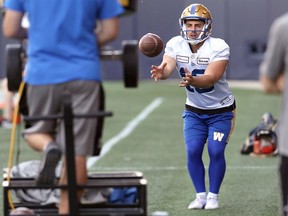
[196,192,206,199]
[43,144,48,151]
[207,192,218,199]
[42,141,53,151]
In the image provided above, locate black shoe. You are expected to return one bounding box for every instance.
[36,143,62,186]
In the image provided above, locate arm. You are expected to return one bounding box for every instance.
[259,17,286,94]
[179,60,228,88]
[95,17,119,46]
[150,54,177,81]
[260,73,284,94]
[2,9,27,39]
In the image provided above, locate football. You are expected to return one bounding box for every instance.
[138,33,163,57]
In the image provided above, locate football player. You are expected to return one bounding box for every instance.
[151,3,236,210]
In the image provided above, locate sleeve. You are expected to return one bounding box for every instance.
[4,0,24,12]
[259,17,286,80]
[164,37,177,59]
[211,40,230,62]
[98,0,124,19]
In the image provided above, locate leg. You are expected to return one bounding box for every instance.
[205,111,235,210]
[56,81,101,214]
[205,132,227,210]
[59,156,87,214]
[207,111,235,194]
[279,155,288,216]
[24,84,61,152]
[186,139,208,209]
[2,78,13,120]
[24,85,62,185]
[1,78,13,128]
[207,139,227,194]
[183,111,208,209]
[186,139,206,193]
[183,111,208,193]
[25,133,53,151]
[25,133,62,186]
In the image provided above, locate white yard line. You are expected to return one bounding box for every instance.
[87,97,163,168]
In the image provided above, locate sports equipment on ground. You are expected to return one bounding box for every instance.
[179,3,213,45]
[240,112,278,156]
[138,33,163,57]
[253,129,277,154]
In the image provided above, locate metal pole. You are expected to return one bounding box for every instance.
[62,95,78,215]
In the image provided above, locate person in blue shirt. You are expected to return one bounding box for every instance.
[2,0,124,214]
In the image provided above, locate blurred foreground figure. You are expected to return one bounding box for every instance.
[2,0,124,214]
[259,11,288,216]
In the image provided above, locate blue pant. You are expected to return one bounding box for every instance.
[182,110,236,194]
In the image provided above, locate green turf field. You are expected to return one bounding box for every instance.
[0,80,282,215]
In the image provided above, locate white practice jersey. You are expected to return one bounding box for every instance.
[165,36,234,110]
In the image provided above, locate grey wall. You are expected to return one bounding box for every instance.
[1,1,288,80]
[226,0,288,79]
[104,0,288,80]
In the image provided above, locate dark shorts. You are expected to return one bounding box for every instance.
[24,80,102,156]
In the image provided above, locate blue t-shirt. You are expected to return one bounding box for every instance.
[4,0,124,85]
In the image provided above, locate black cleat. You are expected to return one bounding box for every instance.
[36,143,62,186]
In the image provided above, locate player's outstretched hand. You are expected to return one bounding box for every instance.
[151,63,167,81]
[179,67,193,87]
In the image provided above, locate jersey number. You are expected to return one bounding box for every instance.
[179,68,214,93]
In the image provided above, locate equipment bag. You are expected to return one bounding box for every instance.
[240,112,278,156]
